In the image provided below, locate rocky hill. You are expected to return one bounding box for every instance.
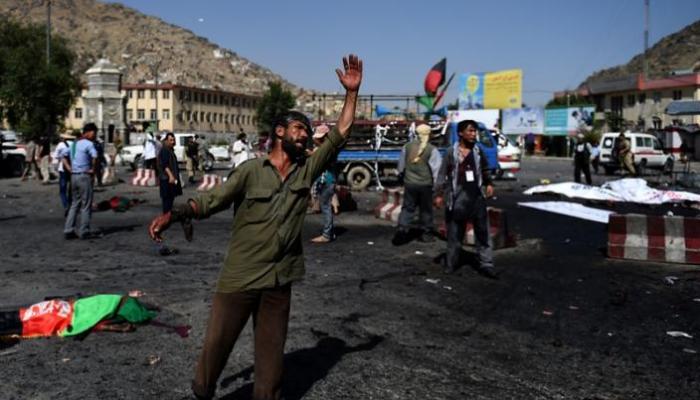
[581,19,700,87]
[1,0,303,96]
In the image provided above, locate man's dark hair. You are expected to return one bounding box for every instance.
[237,133,246,141]
[457,119,479,133]
[83,123,98,134]
[272,111,312,142]
[164,132,175,140]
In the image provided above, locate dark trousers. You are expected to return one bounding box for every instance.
[192,285,291,400]
[59,171,70,209]
[446,196,493,271]
[574,160,592,185]
[397,184,434,232]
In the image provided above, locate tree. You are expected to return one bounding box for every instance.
[255,81,296,133]
[545,94,592,108]
[0,18,80,141]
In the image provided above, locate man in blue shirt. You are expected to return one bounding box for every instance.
[63,123,99,240]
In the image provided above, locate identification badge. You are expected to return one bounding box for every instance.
[465,170,475,182]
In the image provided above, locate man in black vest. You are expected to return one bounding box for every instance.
[393,124,442,244]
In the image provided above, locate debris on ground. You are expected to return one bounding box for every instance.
[145,355,161,366]
[664,276,679,285]
[415,251,424,255]
[542,310,554,316]
[367,241,374,245]
[666,331,693,339]
[425,279,440,285]
[682,348,697,354]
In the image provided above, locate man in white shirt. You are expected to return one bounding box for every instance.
[231,132,252,168]
[142,132,158,169]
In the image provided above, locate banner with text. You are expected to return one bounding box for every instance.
[544,106,595,136]
[502,107,544,134]
[458,69,522,110]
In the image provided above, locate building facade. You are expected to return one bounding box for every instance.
[555,73,700,131]
[65,83,260,138]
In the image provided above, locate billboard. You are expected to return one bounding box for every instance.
[458,69,522,110]
[502,107,544,135]
[544,106,595,136]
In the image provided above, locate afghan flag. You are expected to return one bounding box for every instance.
[416,95,435,110]
[424,58,446,96]
[11,295,156,339]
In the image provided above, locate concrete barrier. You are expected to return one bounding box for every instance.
[608,213,700,264]
[197,174,223,192]
[373,188,403,224]
[437,207,516,250]
[130,168,157,187]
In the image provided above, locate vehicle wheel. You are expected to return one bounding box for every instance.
[495,168,504,179]
[347,165,372,191]
[203,153,215,172]
[604,166,615,176]
[637,159,647,176]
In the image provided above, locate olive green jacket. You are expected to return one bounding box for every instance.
[191,128,345,292]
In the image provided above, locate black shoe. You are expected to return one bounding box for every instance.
[391,229,410,246]
[418,233,435,243]
[64,232,78,240]
[478,267,500,280]
[79,232,103,240]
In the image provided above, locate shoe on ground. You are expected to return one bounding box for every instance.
[478,267,500,280]
[311,235,332,243]
[391,229,410,246]
[64,232,78,240]
[418,233,435,243]
[79,232,103,240]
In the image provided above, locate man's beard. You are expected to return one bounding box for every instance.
[281,135,307,159]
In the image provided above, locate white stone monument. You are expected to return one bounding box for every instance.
[84,58,125,143]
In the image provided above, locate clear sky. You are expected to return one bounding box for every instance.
[111,0,699,107]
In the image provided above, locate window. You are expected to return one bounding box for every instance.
[193,112,198,122]
[219,113,223,123]
[150,89,156,99]
[643,137,652,148]
[653,139,662,150]
[206,112,211,123]
[74,108,83,119]
[178,90,184,100]
[194,92,199,102]
[127,90,133,99]
[137,89,145,99]
[126,109,133,120]
[137,109,145,119]
[224,114,229,123]
[673,90,682,100]
[652,92,661,104]
[150,109,157,120]
[627,95,635,107]
[162,109,170,120]
[636,137,644,147]
[638,93,646,104]
[207,93,212,104]
[200,111,204,122]
[224,96,229,106]
[162,89,170,99]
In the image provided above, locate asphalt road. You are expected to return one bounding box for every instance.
[0,157,698,399]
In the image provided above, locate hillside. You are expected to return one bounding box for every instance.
[581,19,700,86]
[1,0,302,96]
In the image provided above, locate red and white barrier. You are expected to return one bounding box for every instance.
[373,188,403,223]
[437,207,516,250]
[197,174,223,191]
[130,168,157,187]
[608,214,700,264]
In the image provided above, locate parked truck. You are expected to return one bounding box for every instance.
[318,116,506,191]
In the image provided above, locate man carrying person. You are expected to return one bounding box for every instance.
[434,120,498,279]
[63,123,99,240]
[148,54,362,400]
[231,132,253,168]
[392,123,442,244]
[617,131,636,176]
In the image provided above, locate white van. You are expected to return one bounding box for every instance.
[599,132,673,175]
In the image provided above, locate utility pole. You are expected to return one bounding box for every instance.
[643,0,649,81]
[46,0,51,65]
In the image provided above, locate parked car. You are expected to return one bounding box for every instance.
[0,131,26,177]
[599,132,674,175]
[491,130,521,179]
[116,133,227,172]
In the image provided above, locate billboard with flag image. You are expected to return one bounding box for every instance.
[458,69,522,110]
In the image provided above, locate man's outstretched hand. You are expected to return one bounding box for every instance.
[149,212,172,243]
[336,54,363,92]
